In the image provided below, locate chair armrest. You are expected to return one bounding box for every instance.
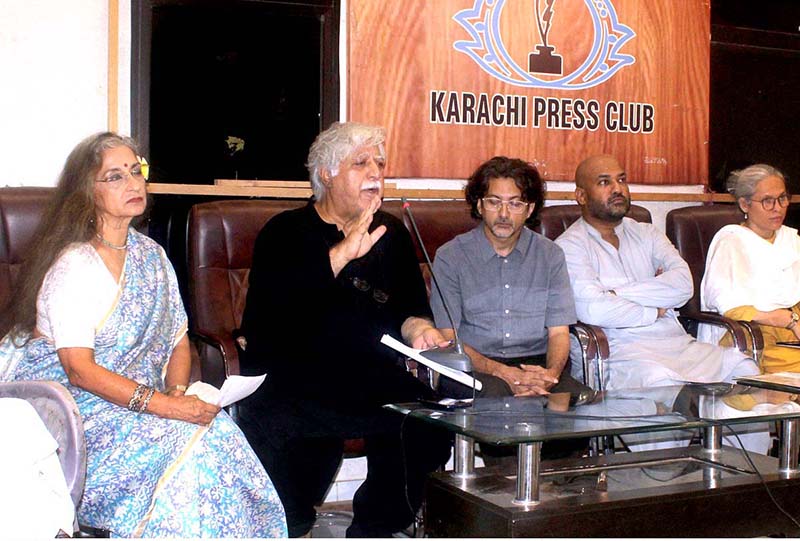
[190,332,244,422]
[570,322,609,391]
[190,331,240,388]
[736,320,765,367]
[678,309,750,353]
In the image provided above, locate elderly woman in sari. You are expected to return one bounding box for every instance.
[0,132,286,537]
[700,164,800,373]
[237,121,452,538]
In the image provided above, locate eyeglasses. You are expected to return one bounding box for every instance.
[352,277,389,304]
[750,193,790,210]
[95,164,146,186]
[481,197,529,214]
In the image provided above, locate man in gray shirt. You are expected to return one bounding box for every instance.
[432,156,582,397]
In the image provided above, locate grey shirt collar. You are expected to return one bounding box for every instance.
[471,223,533,262]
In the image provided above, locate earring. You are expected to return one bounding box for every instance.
[744,212,748,220]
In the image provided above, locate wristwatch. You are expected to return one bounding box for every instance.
[786,311,799,330]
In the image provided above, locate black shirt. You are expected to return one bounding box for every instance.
[240,202,434,409]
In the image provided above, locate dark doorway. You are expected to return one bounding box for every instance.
[132,0,338,184]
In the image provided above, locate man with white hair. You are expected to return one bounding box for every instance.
[237,122,451,538]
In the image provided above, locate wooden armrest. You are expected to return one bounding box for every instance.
[190,332,244,421]
[190,331,240,387]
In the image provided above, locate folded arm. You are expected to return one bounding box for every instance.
[612,233,692,309]
[558,230,691,328]
[558,237,659,327]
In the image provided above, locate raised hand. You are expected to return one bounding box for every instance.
[329,197,387,276]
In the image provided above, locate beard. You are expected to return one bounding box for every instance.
[488,218,517,239]
[588,194,630,221]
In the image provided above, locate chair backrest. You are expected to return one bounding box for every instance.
[0,188,53,325]
[381,200,476,263]
[536,203,652,241]
[665,204,741,313]
[383,199,476,298]
[0,380,86,508]
[187,199,306,383]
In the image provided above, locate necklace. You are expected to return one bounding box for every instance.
[95,232,127,250]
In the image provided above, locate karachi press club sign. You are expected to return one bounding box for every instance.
[430,0,654,135]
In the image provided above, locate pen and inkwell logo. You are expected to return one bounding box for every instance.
[453,0,636,90]
[529,0,561,75]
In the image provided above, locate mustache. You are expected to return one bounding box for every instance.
[608,193,629,204]
[361,182,382,191]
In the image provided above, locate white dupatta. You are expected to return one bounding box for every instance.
[699,224,800,344]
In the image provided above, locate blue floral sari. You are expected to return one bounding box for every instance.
[10,230,286,537]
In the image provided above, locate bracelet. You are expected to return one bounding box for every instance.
[165,384,188,394]
[127,384,148,412]
[140,387,156,413]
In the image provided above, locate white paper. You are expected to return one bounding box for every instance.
[185,374,266,407]
[773,372,800,380]
[380,334,483,391]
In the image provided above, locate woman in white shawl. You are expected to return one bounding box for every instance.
[700,164,800,373]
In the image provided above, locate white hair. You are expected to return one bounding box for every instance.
[306,122,386,199]
[727,163,785,201]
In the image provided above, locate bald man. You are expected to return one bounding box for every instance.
[555,155,758,390]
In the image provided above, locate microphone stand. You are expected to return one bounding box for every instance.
[403,198,476,402]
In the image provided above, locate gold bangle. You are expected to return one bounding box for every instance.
[165,384,188,394]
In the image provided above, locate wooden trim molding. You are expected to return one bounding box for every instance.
[146,181,743,203]
[108,0,119,131]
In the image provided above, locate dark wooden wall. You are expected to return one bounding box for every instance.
[709,0,800,192]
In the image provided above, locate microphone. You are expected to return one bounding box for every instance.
[402,198,473,373]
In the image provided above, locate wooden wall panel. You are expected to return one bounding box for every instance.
[348,0,709,184]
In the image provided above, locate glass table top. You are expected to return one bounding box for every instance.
[385,383,800,445]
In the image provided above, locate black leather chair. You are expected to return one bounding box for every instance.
[665,204,763,363]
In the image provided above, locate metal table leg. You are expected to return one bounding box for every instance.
[513,442,541,506]
[779,419,800,475]
[703,465,722,489]
[453,433,475,478]
[703,425,722,455]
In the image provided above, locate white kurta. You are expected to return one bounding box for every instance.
[699,224,800,345]
[556,217,758,390]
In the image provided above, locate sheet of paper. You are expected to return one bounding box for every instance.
[218,374,266,407]
[185,374,266,407]
[185,381,220,404]
[735,371,800,393]
[737,372,800,384]
[380,334,483,391]
[773,372,800,380]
